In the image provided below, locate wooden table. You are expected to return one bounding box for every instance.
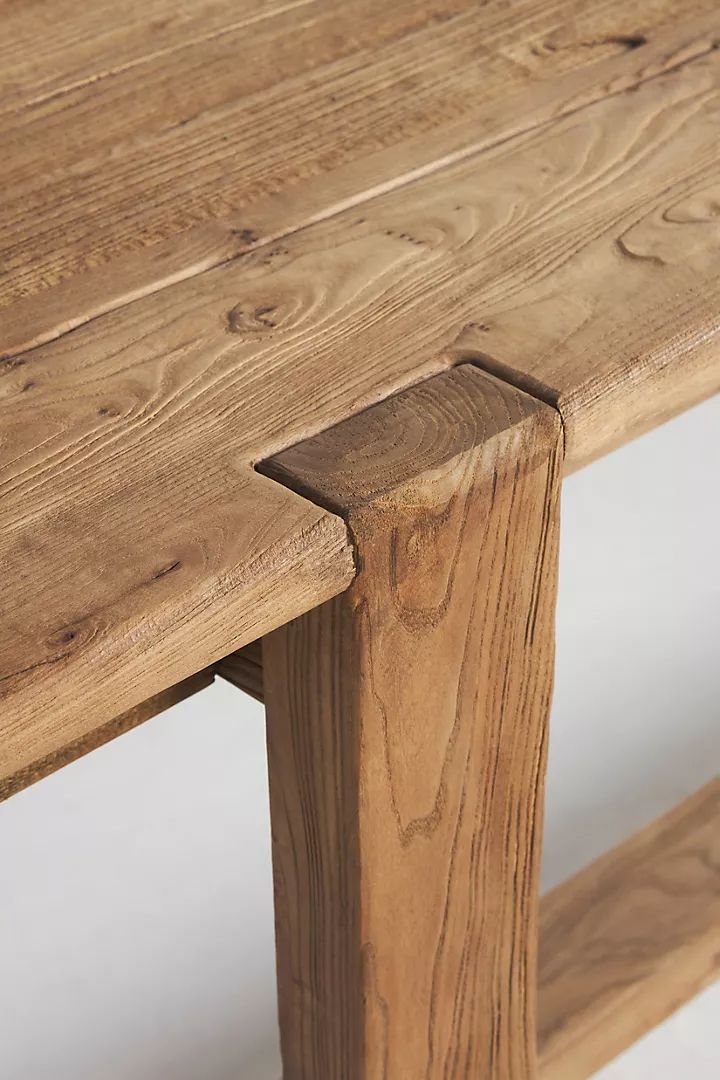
[2,1,719,1076]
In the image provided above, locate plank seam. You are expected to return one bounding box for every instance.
[6,33,719,365]
[3,0,318,119]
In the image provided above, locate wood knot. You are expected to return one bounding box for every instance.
[226,303,278,336]
[46,624,86,650]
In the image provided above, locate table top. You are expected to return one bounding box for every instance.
[2,0,719,786]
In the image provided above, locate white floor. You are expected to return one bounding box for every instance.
[1,394,718,1079]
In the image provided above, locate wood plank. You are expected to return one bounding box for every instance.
[3,37,720,786]
[0,0,301,112]
[538,778,720,1079]
[0,472,354,789]
[262,365,562,1076]
[0,669,214,802]
[216,641,264,702]
[3,2,717,356]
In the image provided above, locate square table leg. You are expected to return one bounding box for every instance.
[261,365,563,1078]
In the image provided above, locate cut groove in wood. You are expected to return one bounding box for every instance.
[4,23,720,779]
[538,777,720,1080]
[261,364,562,1078]
[0,669,214,803]
[5,2,720,873]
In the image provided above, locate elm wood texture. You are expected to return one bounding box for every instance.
[216,640,264,703]
[538,778,720,1080]
[3,2,719,357]
[5,37,720,784]
[0,0,305,110]
[262,366,563,1078]
[0,669,213,803]
[3,0,699,116]
[3,6,720,804]
[126,640,720,1078]
[0,473,354,793]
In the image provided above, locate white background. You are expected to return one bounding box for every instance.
[1,394,718,1078]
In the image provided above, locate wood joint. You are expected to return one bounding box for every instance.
[259,364,563,1078]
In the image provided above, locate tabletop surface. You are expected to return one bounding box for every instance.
[2,0,719,785]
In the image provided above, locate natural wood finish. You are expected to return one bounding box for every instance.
[3,3,720,803]
[0,474,353,792]
[216,641,264,702]
[538,778,720,1080]
[262,365,562,1078]
[4,5,718,1071]
[2,2,716,357]
[0,669,214,803]
[141,646,720,1078]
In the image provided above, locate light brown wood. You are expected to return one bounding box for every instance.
[2,1,716,356]
[183,647,720,1076]
[216,641,264,703]
[262,365,562,1078]
[4,32,720,782]
[3,4,720,804]
[0,471,354,791]
[0,669,214,803]
[4,6,718,1073]
[538,778,720,1080]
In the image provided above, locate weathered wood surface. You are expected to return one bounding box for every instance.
[2,0,717,356]
[262,366,562,1077]
[0,669,214,803]
[3,1,720,787]
[216,640,264,702]
[200,638,720,1077]
[538,778,720,1079]
[0,469,353,790]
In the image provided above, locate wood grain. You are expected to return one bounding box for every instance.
[3,6,720,792]
[262,366,563,1078]
[0,669,213,803]
[2,1,717,356]
[538,778,720,1079]
[0,472,354,791]
[151,646,720,1077]
[216,640,264,703]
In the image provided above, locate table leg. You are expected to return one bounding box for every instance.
[262,365,562,1078]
